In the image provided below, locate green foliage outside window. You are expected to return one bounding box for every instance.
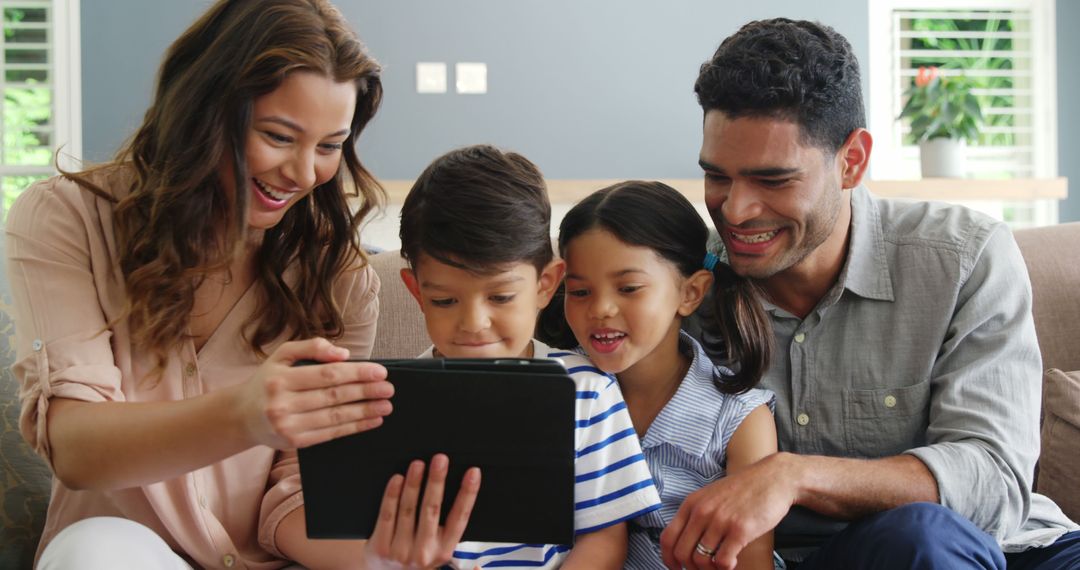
[2,6,52,218]
[905,17,1017,148]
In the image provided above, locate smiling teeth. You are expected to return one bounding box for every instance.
[593,332,625,340]
[731,230,778,244]
[253,179,290,201]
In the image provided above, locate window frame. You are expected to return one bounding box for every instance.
[867,0,1058,183]
[0,0,81,216]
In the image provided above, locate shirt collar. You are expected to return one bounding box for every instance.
[842,185,894,302]
[641,331,731,458]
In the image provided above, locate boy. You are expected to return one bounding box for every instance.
[398,145,661,569]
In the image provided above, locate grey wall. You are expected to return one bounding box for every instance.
[1057,0,1080,223]
[82,0,867,181]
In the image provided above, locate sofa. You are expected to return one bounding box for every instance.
[2,223,1078,568]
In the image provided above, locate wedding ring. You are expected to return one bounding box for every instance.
[695,542,717,557]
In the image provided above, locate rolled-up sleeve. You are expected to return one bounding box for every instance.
[257,261,381,556]
[5,179,125,466]
[905,223,1042,540]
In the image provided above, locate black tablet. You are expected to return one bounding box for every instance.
[296,358,577,545]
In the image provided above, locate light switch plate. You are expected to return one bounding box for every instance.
[416,62,447,94]
[455,62,487,94]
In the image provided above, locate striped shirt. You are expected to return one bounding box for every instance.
[419,339,661,569]
[624,332,775,569]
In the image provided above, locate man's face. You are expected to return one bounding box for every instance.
[699,112,845,281]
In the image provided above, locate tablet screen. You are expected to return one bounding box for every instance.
[297,358,577,544]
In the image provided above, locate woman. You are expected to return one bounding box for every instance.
[5,1,474,568]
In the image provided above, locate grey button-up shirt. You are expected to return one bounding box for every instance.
[690,186,1076,553]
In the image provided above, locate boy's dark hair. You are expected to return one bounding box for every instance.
[399,145,553,275]
[694,18,864,153]
[554,181,772,394]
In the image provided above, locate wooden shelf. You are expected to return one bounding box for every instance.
[378,177,1067,204]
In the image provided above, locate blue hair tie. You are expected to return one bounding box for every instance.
[703,251,720,272]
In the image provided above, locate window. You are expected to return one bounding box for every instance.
[0,0,80,220]
[868,0,1058,227]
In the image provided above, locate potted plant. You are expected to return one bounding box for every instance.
[898,66,985,178]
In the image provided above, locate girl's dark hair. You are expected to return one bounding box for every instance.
[63,0,384,375]
[399,145,553,275]
[556,180,772,394]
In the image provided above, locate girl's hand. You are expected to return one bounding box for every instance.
[238,337,394,449]
[364,454,481,570]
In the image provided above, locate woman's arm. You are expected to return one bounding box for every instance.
[47,338,392,490]
[560,523,628,570]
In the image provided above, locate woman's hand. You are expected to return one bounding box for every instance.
[364,454,481,570]
[238,337,394,449]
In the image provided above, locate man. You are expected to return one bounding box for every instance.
[677,18,1080,570]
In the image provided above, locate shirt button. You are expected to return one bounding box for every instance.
[199,494,207,508]
[185,362,196,377]
[884,395,897,408]
[796,413,810,426]
[222,554,236,567]
[32,339,43,351]
[794,333,806,343]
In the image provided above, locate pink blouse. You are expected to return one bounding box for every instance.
[5,170,379,569]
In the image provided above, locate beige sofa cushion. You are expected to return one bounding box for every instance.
[368,250,430,358]
[1038,368,1080,522]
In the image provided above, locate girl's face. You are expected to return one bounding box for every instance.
[563,228,707,375]
[227,70,357,230]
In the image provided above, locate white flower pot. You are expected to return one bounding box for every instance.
[919,138,967,178]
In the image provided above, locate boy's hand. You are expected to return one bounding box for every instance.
[364,454,481,569]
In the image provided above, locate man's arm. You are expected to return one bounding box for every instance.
[662,222,1040,569]
[902,222,1041,538]
[660,451,938,570]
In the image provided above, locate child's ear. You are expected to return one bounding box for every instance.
[400,268,424,310]
[536,259,566,309]
[678,269,714,317]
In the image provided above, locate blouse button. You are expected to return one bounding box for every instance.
[796,413,810,426]
[185,362,196,377]
[222,553,236,567]
[32,339,43,351]
[884,395,897,408]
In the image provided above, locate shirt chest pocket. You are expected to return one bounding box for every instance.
[843,382,930,458]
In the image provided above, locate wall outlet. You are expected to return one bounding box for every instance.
[455,62,487,94]
[416,62,447,94]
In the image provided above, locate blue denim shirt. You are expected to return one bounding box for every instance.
[689,186,1077,555]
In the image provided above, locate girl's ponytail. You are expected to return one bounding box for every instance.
[710,261,772,393]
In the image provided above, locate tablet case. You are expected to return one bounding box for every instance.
[297,358,577,545]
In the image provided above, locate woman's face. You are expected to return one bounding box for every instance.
[227,70,357,230]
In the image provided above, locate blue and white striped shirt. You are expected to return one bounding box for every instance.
[420,339,661,569]
[625,332,775,569]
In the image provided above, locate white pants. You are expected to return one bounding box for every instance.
[38,517,193,570]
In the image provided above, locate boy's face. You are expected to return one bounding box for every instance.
[402,254,565,359]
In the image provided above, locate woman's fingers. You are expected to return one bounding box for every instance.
[270,337,351,365]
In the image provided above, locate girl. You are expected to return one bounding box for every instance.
[558,180,778,570]
[6,1,475,568]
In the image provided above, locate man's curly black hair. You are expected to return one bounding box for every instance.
[694,18,865,153]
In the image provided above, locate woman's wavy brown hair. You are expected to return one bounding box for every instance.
[65,0,384,373]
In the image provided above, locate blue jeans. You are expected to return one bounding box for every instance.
[791,503,1080,570]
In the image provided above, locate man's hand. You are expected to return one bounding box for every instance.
[660,453,795,570]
